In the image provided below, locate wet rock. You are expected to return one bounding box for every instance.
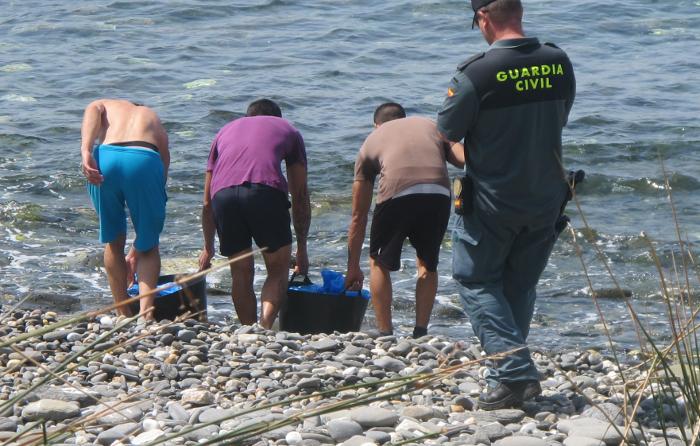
[20,291,81,312]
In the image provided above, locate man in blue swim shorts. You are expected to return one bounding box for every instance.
[80,99,170,320]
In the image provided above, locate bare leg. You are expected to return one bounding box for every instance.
[369,257,393,334]
[260,244,292,329]
[415,256,438,330]
[136,246,160,321]
[104,234,133,317]
[230,249,257,325]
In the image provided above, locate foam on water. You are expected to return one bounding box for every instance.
[0,63,31,72]
[2,94,36,103]
[183,79,217,89]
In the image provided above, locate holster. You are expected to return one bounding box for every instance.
[555,170,585,235]
[453,175,474,216]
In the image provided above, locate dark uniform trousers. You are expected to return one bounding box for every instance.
[452,208,557,384]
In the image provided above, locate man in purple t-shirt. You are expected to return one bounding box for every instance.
[199,99,310,329]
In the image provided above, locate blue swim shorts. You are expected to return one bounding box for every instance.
[88,145,167,251]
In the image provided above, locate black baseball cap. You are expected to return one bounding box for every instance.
[471,0,497,28]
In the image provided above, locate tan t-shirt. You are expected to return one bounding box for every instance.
[354,116,451,204]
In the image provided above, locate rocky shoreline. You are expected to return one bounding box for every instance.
[0,308,688,446]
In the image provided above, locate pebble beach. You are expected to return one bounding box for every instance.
[0,308,690,446]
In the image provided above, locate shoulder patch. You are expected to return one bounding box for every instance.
[457,52,485,71]
[543,42,560,49]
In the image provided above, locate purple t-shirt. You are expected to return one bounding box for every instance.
[207,116,307,198]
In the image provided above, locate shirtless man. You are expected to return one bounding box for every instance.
[80,99,170,320]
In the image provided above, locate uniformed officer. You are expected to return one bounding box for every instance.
[437,0,576,410]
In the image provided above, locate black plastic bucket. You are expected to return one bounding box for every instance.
[280,285,369,334]
[129,274,207,322]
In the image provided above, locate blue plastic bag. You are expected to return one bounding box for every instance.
[127,282,182,298]
[321,269,345,293]
[287,269,369,299]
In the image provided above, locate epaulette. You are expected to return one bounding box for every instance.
[543,42,560,49]
[457,52,485,71]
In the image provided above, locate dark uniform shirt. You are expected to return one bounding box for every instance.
[438,37,576,223]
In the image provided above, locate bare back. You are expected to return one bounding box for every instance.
[98,99,167,151]
[81,98,171,183]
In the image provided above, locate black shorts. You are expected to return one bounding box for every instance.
[369,194,451,272]
[212,183,292,256]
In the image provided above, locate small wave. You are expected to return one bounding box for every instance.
[183,79,217,89]
[0,63,31,72]
[578,173,700,196]
[204,110,243,126]
[2,94,36,103]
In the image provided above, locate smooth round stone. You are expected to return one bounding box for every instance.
[343,435,379,446]
[96,422,139,445]
[99,364,117,374]
[520,422,538,434]
[181,388,214,406]
[131,429,164,445]
[285,431,303,445]
[373,356,405,372]
[177,330,197,343]
[365,430,391,444]
[66,332,82,342]
[297,377,322,390]
[581,402,625,426]
[217,367,232,377]
[563,437,606,446]
[350,407,399,428]
[494,437,547,446]
[193,365,209,374]
[327,419,363,442]
[401,406,436,421]
[96,404,144,424]
[22,399,80,421]
[142,418,159,431]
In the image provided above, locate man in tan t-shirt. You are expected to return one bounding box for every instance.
[345,102,465,337]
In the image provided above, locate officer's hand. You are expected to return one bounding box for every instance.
[293,245,309,275]
[198,248,214,271]
[81,154,103,185]
[344,265,364,291]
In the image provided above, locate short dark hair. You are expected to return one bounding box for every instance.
[246,99,282,118]
[483,0,522,26]
[373,102,406,125]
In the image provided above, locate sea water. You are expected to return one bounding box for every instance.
[1,0,699,353]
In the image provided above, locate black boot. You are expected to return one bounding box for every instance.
[478,380,541,411]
